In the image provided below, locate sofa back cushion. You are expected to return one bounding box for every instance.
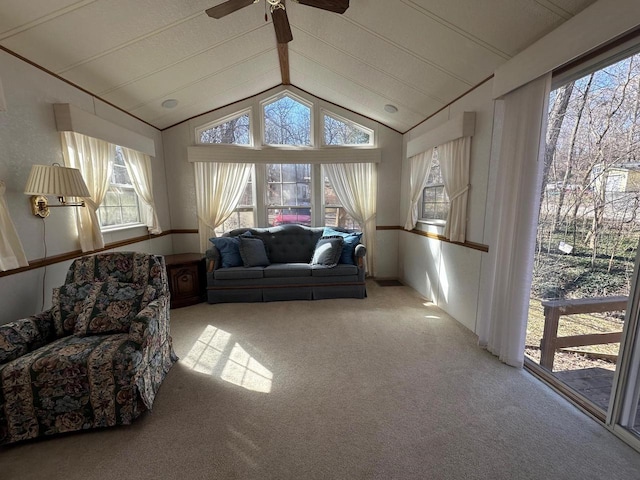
[74,282,157,337]
[255,226,322,263]
[223,225,360,264]
[65,252,168,296]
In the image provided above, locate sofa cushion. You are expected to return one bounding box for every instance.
[239,236,270,267]
[311,236,344,267]
[311,264,359,277]
[264,263,311,278]
[209,232,252,268]
[52,281,103,337]
[74,282,157,337]
[214,266,265,280]
[322,228,363,265]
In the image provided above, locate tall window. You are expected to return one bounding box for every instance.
[198,111,255,234]
[322,168,359,229]
[214,170,255,235]
[197,110,251,145]
[323,112,373,146]
[420,149,448,222]
[263,94,311,146]
[98,146,141,229]
[267,164,312,226]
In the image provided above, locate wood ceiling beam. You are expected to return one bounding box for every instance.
[278,43,291,85]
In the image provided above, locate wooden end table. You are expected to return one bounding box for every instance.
[164,253,206,309]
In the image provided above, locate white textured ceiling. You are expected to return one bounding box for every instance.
[0,0,596,132]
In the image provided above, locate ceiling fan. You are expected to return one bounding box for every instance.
[205,0,350,44]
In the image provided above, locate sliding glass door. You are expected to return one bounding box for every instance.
[525,45,640,445]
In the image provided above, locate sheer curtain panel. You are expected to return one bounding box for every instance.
[477,73,551,367]
[440,137,471,242]
[0,180,28,271]
[323,163,377,276]
[61,131,114,252]
[194,162,253,253]
[121,147,161,234]
[404,149,433,230]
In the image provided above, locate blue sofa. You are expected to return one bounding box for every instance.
[205,224,367,303]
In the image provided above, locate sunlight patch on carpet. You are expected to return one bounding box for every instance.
[181,325,273,393]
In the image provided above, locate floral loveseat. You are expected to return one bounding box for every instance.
[206,224,367,303]
[0,252,177,445]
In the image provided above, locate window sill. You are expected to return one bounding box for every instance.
[100,223,147,234]
[417,219,446,227]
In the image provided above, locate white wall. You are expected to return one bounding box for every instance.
[399,80,496,333]
[0,50,172,323]
[163,85,404,279]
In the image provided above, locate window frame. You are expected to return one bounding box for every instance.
[98,146,144,232]
[419,149,449,226]
[265,163,313,227]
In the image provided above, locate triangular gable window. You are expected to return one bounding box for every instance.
[196,110,251,145]
[262,93,312,146]
[323,111,373,146]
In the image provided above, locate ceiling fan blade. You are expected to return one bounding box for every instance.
[205,0,256,19]
[293,0,349,14]
[271,7,293,44]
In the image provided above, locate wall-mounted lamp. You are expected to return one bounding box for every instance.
[24,164,91,218]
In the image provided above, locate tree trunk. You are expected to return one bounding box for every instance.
[554,75,593,228]
[541,82,575,212]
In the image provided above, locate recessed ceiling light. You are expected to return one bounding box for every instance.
[384,104,398,114]
[161,99,178,109]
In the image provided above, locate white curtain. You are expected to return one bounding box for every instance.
[0,180,28,271]
[323,163,377,276]
[440,137,471,242]
[194,162,253,253]
[61,131,115,252]
[404,149,434,230]
[477,74,551,368]
[121,147,161,234]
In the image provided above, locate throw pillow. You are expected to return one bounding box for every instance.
[209,232,252,268]
[311,236,344,267]
[238,236,270,267]
[322,227,363,265]
[74,282,157,337]
[52,281,103,337]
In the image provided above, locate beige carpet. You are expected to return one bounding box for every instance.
[2,281,640,479]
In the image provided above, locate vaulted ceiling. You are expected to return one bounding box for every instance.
[0,0,596,132]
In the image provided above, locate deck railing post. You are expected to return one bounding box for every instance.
[540,305,561,370]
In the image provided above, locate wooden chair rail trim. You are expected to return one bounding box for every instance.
[0,229,199,279]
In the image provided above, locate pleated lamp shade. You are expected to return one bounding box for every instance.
[24,165,90,198]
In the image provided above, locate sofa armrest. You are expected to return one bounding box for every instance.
[354,244,367,269]
[205,248,220,272]
[128,299,162,346]
[0,310,55,364]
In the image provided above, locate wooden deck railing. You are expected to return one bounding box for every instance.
[539,296,628,370]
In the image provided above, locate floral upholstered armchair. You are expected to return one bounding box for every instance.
[0,252,177,445]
